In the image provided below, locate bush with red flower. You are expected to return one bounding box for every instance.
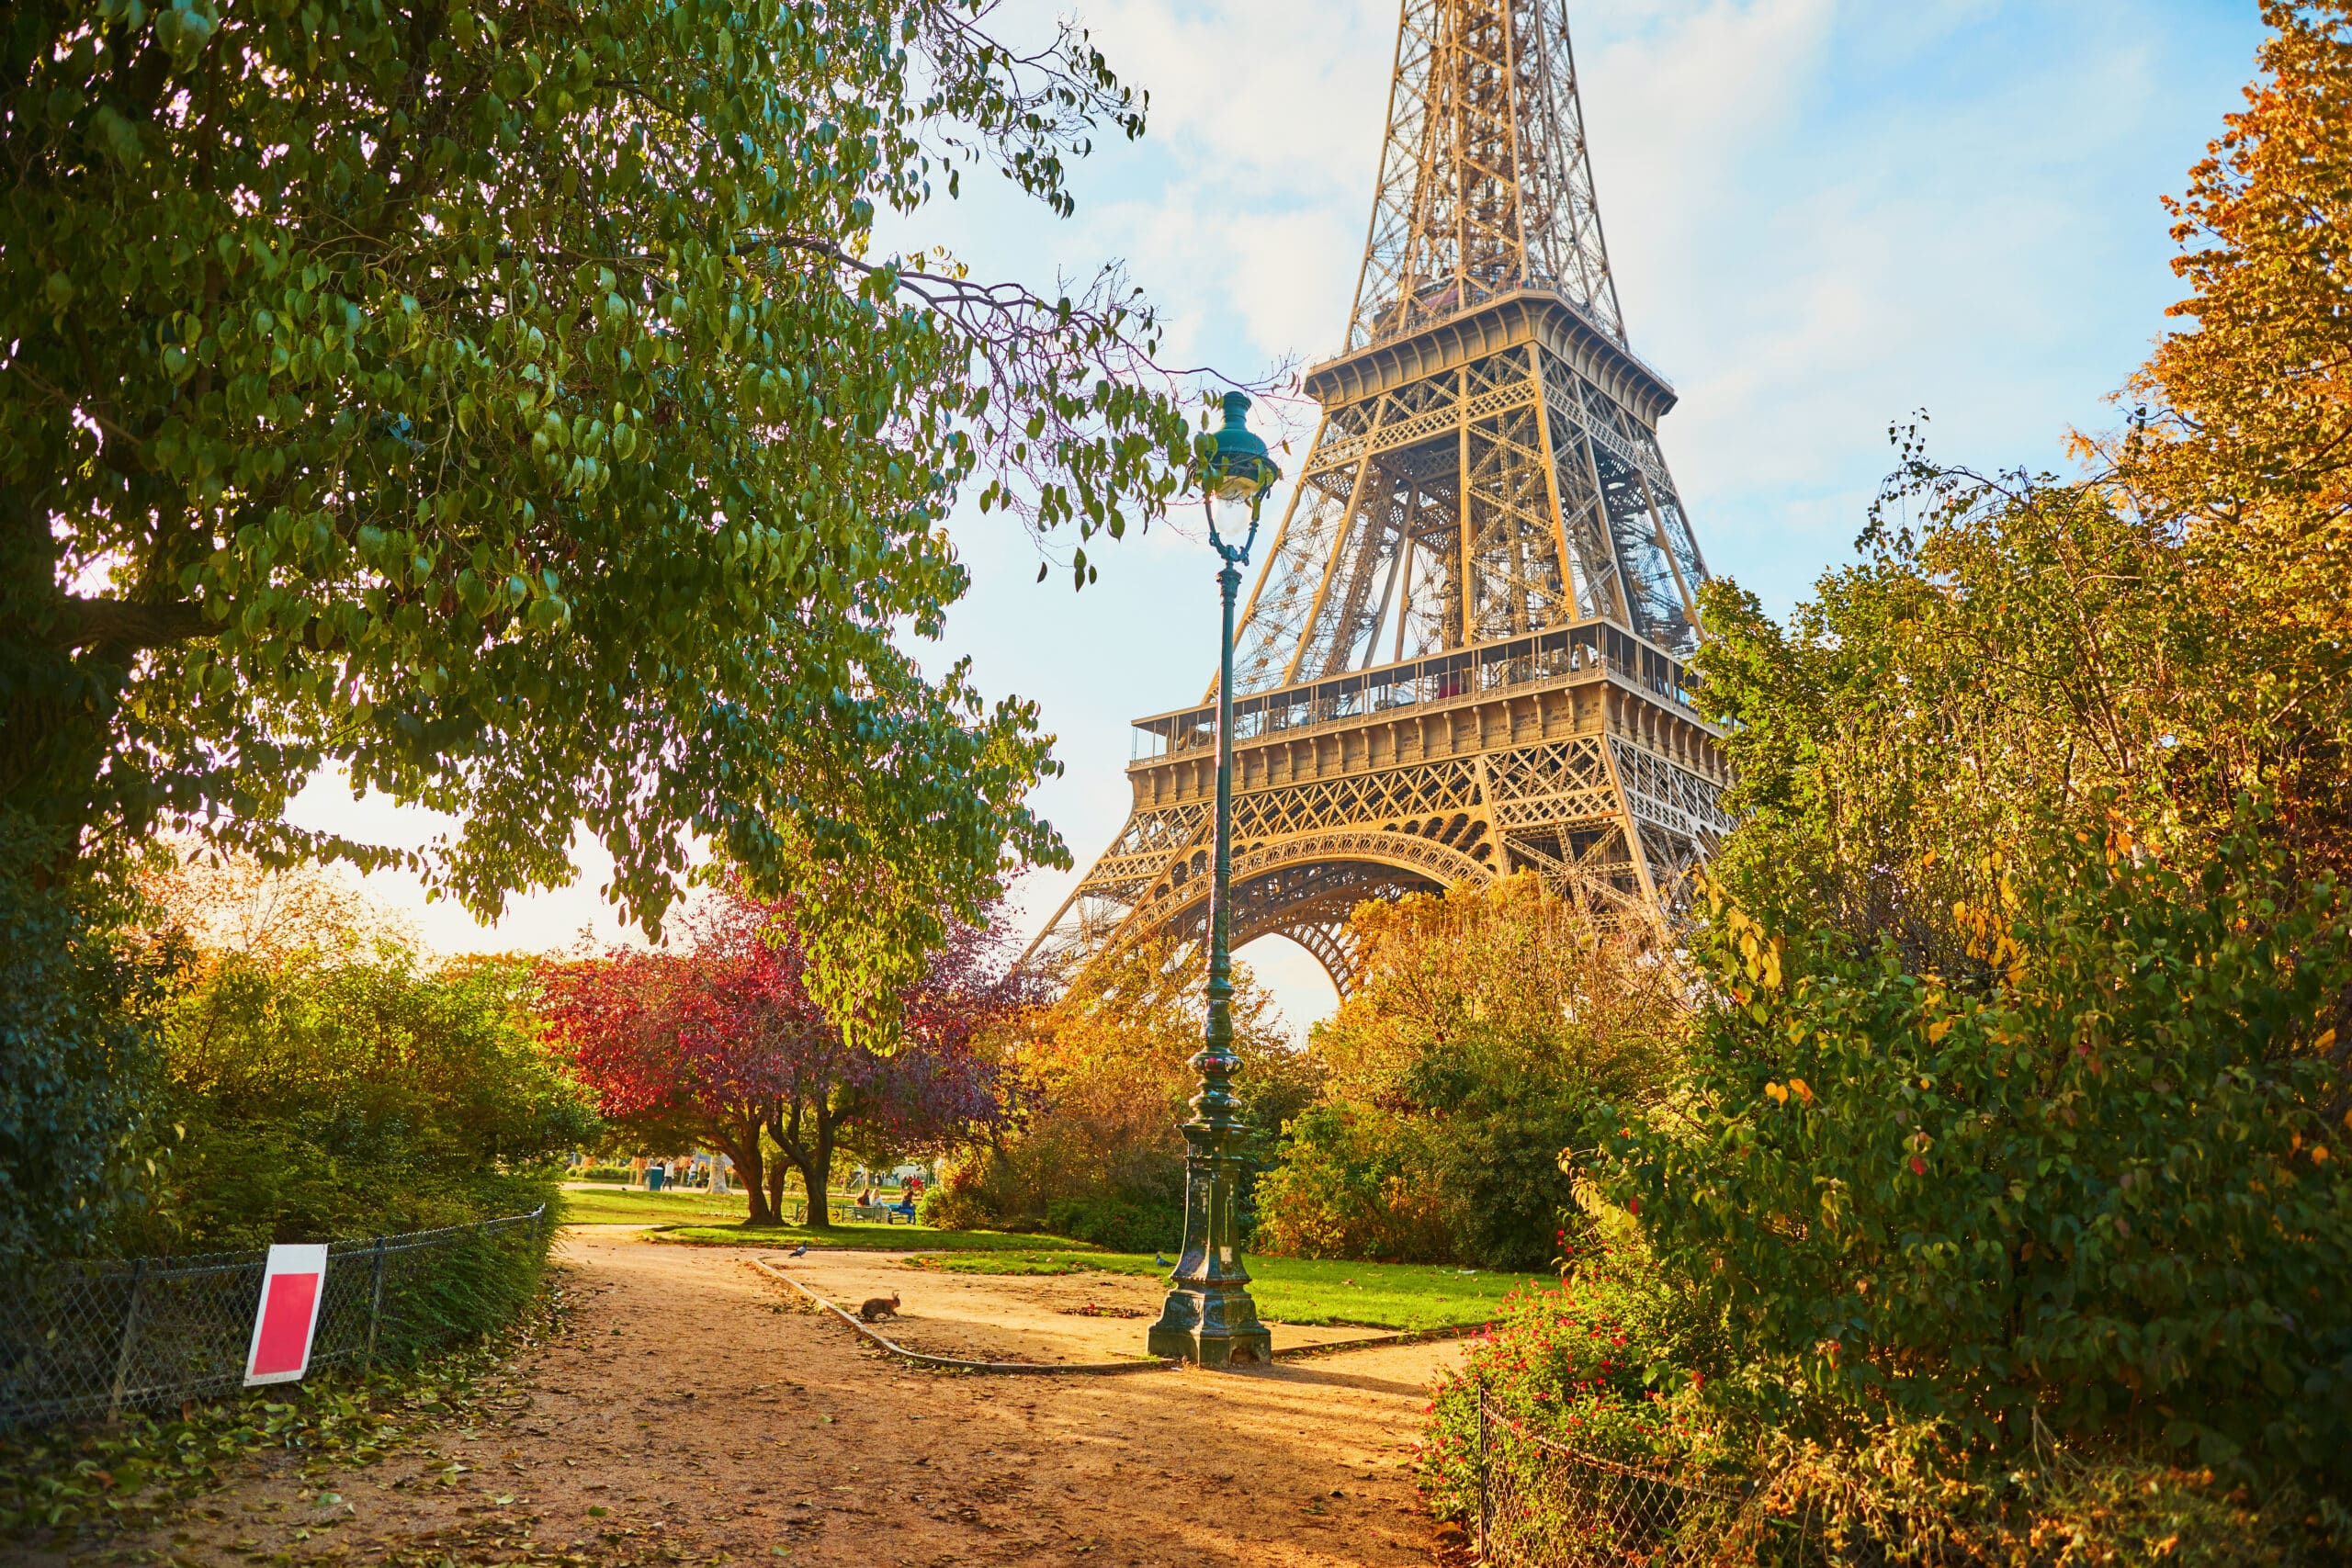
[1418,1224,1741,1521]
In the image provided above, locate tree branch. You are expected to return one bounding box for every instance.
[50,595,212,652]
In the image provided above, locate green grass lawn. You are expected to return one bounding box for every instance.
[614,1204,1544,1330]
[559,1188,908,1227]
[1245,1255,1543,1331]
[655,1220,1108,1253]
[901,1248,1160,1276]
[559,1187,753,1225]
[908,1250,1540,1330]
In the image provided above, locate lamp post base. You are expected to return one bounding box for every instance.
[1148,1284,1272,1367]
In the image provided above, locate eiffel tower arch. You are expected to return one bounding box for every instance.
[1027,0,1734,995]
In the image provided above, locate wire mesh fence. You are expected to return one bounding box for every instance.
[1472,1392,1845,1567]
[0,1206,552,1432]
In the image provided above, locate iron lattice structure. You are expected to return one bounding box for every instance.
[1029,0,1732,993]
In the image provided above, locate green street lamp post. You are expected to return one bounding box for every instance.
[1148,390,1282,1368]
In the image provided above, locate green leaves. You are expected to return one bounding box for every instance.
[3,0,1193,1013]
[1598,822,2352,1487]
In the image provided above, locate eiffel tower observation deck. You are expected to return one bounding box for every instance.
[1028,0,1734,993]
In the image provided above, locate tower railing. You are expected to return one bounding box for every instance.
[1351,282,1671,391]
[1130,622,1701,763]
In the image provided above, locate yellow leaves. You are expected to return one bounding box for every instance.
[2317,1027,2338,1053]
[1788,1077,1815,1104]
[1730,912,1784,991]
[2313,1145,2332,1165]
[1951,897,2027,985]
[1926,1016,1956,1044]
[1765,1081,1790,1105]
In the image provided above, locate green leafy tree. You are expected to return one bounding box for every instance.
[146,944,597,1248]
[1,0,1204,998]
[1258,876,1686,1269]
[1652,454,2352,1520]
[1419,9,2352,1553]
[1689,476,2202,976]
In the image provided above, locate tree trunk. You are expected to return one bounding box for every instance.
[4,478,214,874]
[787,1146,830,1228]
[812,1118,839,1226]
[767,1102,837,1229]
[708,1120,771,1227]
[764,1153,791,1226]
[768,1086,861,1229]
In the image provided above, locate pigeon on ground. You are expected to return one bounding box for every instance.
[787,1243,808,1258]
[1155,1252,1170,1267]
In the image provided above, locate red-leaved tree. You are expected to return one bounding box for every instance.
[543,892,1028,1228]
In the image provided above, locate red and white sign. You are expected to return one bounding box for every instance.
[244,1244,330,1386]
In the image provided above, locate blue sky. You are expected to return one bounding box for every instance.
[299,0,2269,1032]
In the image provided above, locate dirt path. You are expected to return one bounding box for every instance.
[132,1228,1464,1567]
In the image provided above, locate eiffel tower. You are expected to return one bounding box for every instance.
[1027,0,1733,994]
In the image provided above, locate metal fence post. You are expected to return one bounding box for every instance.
[360,1236,388,1374]
[1476,1382,1490,1560]
[107,1259,147,1421]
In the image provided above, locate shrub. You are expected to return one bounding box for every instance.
[139,948,596,1248]
[374,1210,558,1359]
[1592,818,2352,1494]
[1257,877,1685,1269]
[1415,1198,2345,1565]
[917,1163,997,1231]
[1043,1194,1179,1254]
[1251,1103,1453,1262]
[1419,1235,1735,1518]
